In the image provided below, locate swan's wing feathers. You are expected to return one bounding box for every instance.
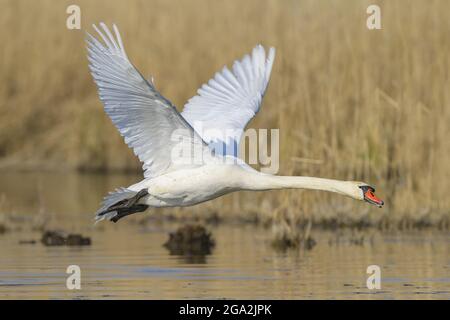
[181,45,275,157]
[87,23,208,178]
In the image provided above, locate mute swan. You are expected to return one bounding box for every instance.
[87,23,384,223]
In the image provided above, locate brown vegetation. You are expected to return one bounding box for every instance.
[0,0,449,225]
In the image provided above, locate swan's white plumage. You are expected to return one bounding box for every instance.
[181,45,276,156]
[86,23,208,179]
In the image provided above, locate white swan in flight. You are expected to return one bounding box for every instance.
[87,23,384,223]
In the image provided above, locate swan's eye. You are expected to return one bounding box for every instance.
[359,185,375,193]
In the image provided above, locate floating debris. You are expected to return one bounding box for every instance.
[19,239,37,245]
[271,220,316,251]
[164,224,215,257]
[0,224,7,234]
[349,235,365,246]
[66,234,92,246]
[41,230,91,246]
[41,231,65,246]
[271,234,316,251]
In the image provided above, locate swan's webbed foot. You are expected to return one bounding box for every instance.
[99,189,150,223]
[110,204,148,223]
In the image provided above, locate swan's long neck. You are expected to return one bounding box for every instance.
[239,171,354,198]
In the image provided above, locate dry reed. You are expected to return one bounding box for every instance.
[0,0,449,226]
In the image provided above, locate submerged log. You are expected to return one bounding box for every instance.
[41,230,91,246]
[164,224,215,256]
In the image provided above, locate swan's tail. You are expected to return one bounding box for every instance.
[95,188,149,223]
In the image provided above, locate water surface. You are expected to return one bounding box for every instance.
[0,172,449,299]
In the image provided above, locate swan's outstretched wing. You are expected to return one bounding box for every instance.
[87,23,209,178]
[181,45,275,156]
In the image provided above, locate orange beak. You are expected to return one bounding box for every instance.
[364,188,384,208]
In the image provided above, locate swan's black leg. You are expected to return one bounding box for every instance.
[124,189,149,207]
[99,189,149,222]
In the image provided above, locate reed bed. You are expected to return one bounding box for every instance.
[0,0,449,227]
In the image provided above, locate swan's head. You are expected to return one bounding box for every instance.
[350,182,384,208]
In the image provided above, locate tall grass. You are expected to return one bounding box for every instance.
[0,0,449,226]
